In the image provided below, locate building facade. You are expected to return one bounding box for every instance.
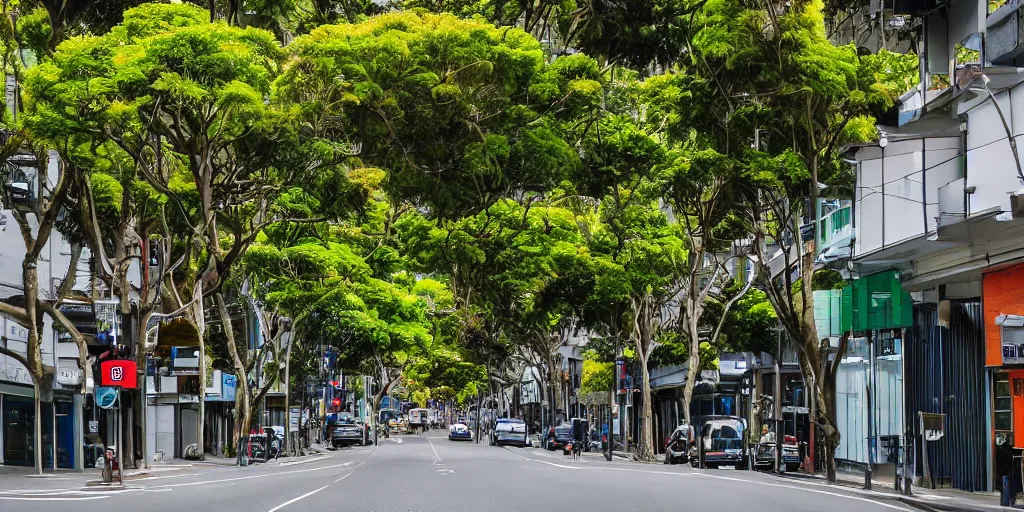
[835,0,1024,491]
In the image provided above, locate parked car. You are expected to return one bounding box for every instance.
[330,414,365,448]
[754,434,801,472]
[664,423,693,465]
[491,418,528,447]
[690,416,748,469]
[449,423,473,441]
[545,425,572,451]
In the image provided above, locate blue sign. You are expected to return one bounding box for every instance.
[208,374,237,402]
[96,386,118,409]
[222,374,237,402]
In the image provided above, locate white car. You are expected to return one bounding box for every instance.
[448,423,473,441]
[491,418,528,447]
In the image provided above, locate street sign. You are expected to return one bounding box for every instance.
[781,406,809,414]
[88,421,99,434]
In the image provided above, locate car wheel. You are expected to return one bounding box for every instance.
[786,463,800,473]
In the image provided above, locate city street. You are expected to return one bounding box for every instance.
[0,432,916,512]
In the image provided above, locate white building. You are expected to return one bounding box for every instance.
[837,0,1024,491]
[0,150,94,470]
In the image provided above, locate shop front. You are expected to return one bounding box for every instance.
[832,271,911,479]
[983,262,1024,489]
[0,386,78,469]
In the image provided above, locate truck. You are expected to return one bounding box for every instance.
[408,408,429,433]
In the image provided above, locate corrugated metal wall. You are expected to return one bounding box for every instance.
[906,301,987,491]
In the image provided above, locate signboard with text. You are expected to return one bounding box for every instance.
[100,359,138,388]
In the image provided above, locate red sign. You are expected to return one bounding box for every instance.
[100,360,138,389]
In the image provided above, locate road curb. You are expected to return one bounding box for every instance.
[770,472,1014,512]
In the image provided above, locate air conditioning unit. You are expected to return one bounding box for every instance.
[1011,189,1024,218]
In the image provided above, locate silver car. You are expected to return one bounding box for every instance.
[491,418,528,447]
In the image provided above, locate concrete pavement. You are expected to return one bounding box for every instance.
[0,432,952,511]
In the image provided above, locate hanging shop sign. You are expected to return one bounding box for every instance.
[93,299,119,346]
[100,359,138,388]
[95,386,119,409]
[56,361,83,386]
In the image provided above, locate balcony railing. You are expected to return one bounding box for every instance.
[818,204,852,256]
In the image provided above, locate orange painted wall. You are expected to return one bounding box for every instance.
[983,263,1024,367]
[1012,372,1024,448]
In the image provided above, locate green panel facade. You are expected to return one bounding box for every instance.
[837,270,912,333]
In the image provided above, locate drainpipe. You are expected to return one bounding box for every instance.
[866,331,875,490]
[901,327,912,495]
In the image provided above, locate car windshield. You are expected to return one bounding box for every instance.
[555,427,571,435]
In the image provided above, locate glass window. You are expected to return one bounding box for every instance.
[996,375,1013,432]
[996,379,1011,398]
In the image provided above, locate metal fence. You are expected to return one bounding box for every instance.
[906,302,988,491]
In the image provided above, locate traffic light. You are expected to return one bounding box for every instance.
[331,398,341,409]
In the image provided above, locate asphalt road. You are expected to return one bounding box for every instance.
[0,432,917,512]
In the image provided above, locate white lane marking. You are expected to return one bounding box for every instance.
[0,495,110,501]
[426,437,443,463]
[148,461,353,489]
[133,473,200,481]
[266,484,330,512]
[506,448,909,511]
[278,456,326,467]
[436,469,455,475]
[692,473,911,511]
[0,489,82,495]
[267,461,359,511]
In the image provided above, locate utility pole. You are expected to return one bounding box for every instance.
[900,329,912,495]
[775,324,783,473]
[607,335,620,461]
[475,388,483,444]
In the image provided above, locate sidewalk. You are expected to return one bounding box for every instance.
[776,470,1014,512]
[580,449,635,462]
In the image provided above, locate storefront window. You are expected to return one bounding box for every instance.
[996,375,1013,432]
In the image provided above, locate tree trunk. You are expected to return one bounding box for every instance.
[218,293,251,451]
[191,285,207,460]
[638,352,655,461]
[548,354,562,423]
[34,382,43,475]
[23,261,45,475]
[819,350,841,482]
[681,310,702,426]
[283,330,294,456]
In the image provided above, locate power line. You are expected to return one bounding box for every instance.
[854,131,1020,195]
